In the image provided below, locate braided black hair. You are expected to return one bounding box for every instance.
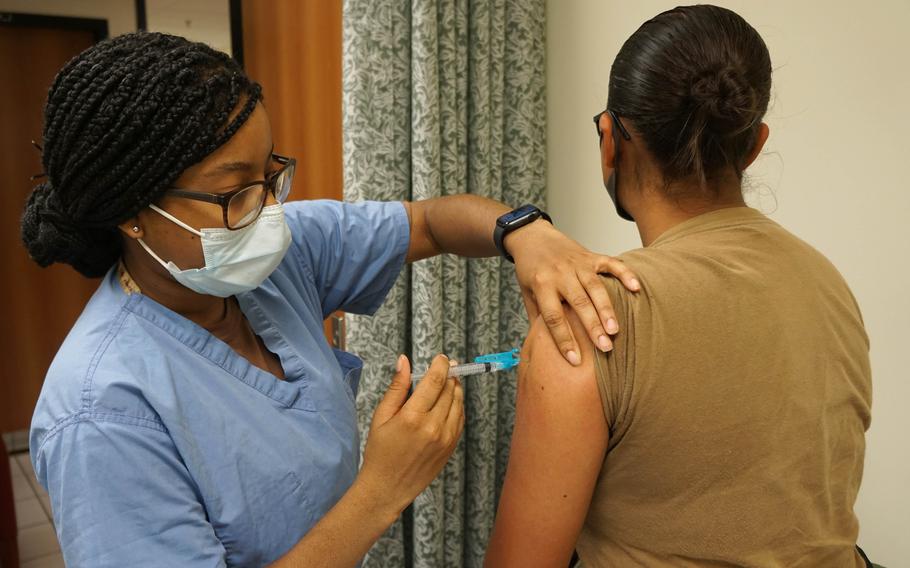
[21,32,262,277]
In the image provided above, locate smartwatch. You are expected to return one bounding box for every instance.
[493,204,552,263]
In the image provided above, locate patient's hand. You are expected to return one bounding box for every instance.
[505,220,639,366]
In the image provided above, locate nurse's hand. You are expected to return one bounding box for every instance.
[270,355,462,566]
[359,354,464,517]
[504,220,640,366]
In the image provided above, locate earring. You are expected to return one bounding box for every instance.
[131,226,140,233]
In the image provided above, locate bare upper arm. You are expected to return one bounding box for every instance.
[402,200,442,263]
[485,307,609,567]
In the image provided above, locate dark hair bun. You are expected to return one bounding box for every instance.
[689,65,758,136]
[21,182,118,278]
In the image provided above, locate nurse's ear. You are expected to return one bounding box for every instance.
[118,217,144,239]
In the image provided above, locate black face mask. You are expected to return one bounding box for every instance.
[596,109,634,222]
[604,171,634,221]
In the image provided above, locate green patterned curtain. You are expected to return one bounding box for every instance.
[342,0,546,566]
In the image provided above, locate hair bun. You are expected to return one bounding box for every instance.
[22,182,89,265]
[20,182,117,277]
[689,65,757,135]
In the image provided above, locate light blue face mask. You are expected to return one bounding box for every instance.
[138,203,292,297]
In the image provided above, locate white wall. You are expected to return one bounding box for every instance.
[0,0,231,53]
[146,0,232,56]
[547,0,910,564]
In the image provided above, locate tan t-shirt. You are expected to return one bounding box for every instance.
[577,207,871,567]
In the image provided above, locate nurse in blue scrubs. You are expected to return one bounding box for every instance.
[20,33,637,567]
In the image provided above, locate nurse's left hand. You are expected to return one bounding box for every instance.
[504,220,640,366]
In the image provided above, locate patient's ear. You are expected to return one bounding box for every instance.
[743,122,770,169]
[599,113,618,176]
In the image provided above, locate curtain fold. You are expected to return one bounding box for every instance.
[342,1,546,565]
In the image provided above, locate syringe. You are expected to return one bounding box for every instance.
[410,348,520,387]
[410,361,510,384]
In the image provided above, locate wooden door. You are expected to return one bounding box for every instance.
[240,0,343,203]
[0,25,99,433]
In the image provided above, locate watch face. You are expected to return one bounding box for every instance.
[499,205,538,227]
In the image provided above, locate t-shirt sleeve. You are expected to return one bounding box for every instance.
[282,199,410,317]
[35,418,227,568]
[593,275,636,438]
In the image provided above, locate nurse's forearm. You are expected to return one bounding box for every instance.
[406,195,549,262]
[269,477,399,568]
[417,195,507,258]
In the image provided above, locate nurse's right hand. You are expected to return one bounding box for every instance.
[359,354,465,517]
[269,355,464,567]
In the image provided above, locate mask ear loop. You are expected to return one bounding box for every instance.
[136,237,184,271]
[606,110,635,222]
[148,204,204,237]
[137,205,207,271]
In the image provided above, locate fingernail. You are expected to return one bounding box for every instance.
[450,360,459,367]
[566,350,581,366]
[396,355,404,372]
[606,318,619,334]
[631,278,641,291]
[598,335,612,352]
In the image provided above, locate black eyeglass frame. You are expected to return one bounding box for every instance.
[163,153,296,230]
[593,109,632,144]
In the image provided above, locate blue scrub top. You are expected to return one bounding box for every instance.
[29,200,410,567]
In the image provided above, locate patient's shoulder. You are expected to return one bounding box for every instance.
[599,249,672,321]
[519,309,601,416]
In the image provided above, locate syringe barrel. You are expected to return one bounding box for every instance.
[410,361,505,383]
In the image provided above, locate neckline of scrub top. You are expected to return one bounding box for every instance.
[109,273,315,412]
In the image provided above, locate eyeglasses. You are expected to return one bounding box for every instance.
[592,109,632,145]
[164,154,296,230]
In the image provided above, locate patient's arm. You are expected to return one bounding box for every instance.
[485,307,609,568]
